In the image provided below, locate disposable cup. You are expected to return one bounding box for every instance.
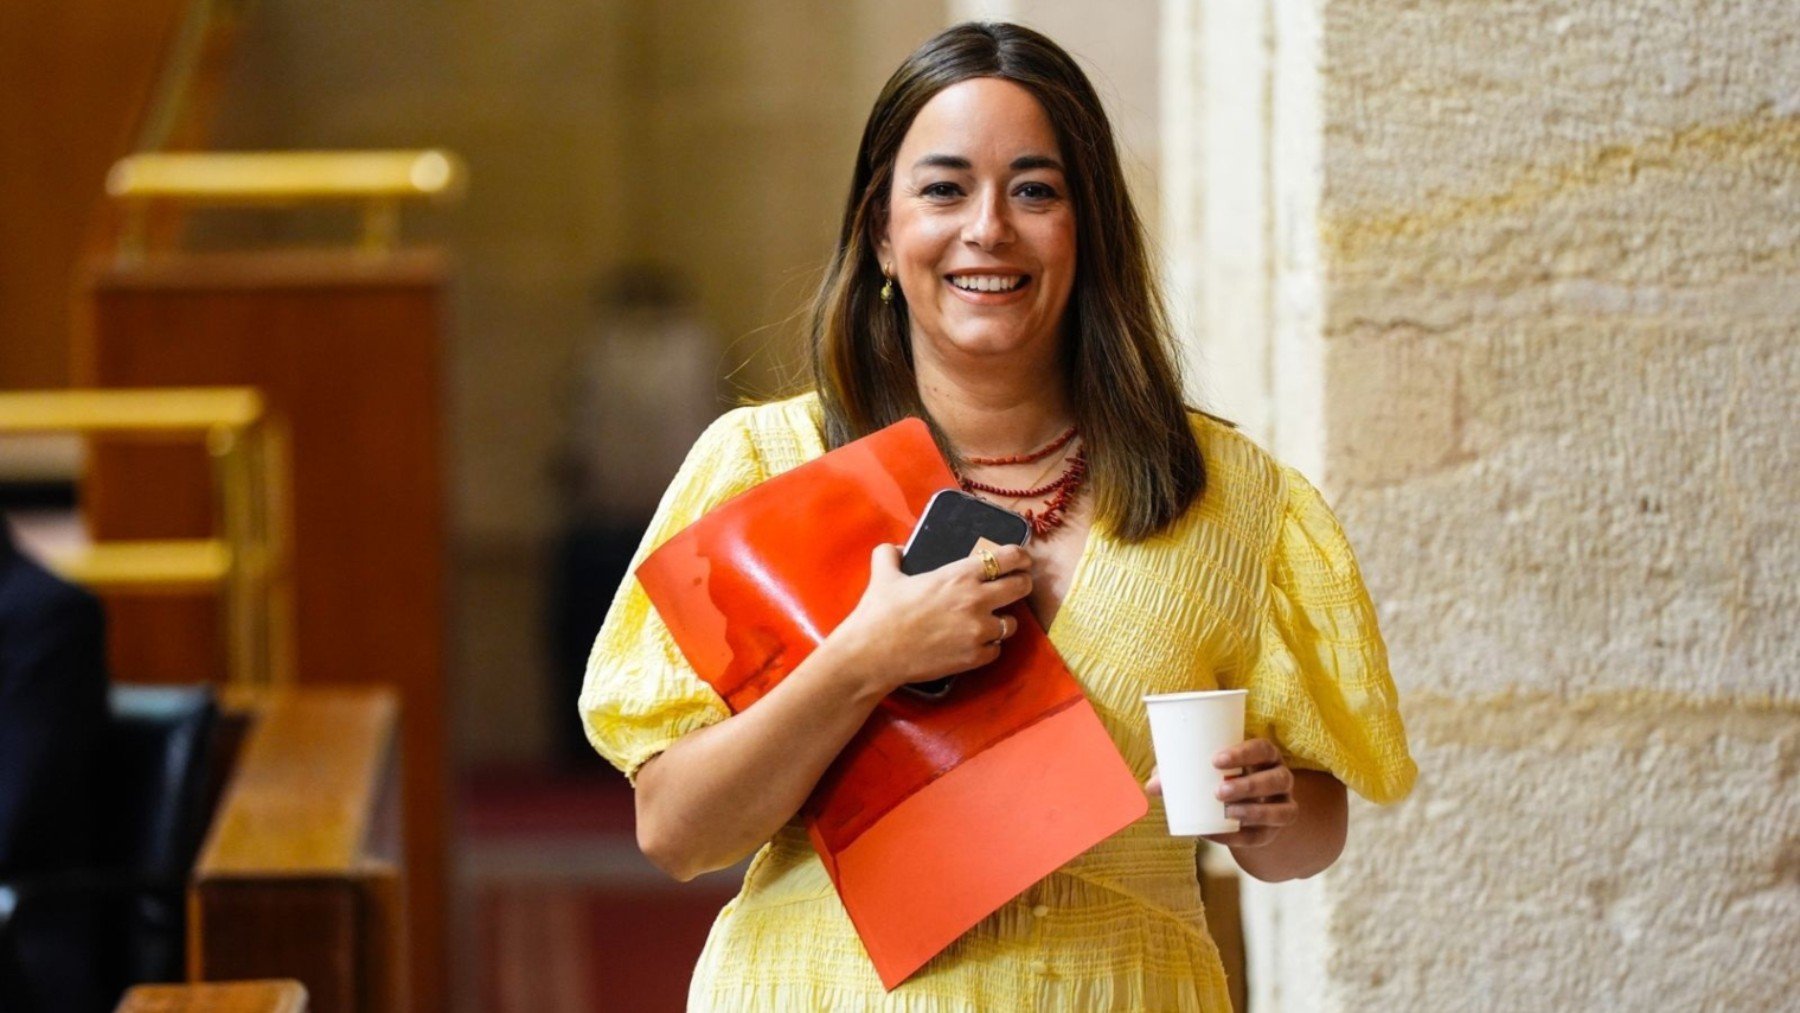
[1143,689,1247,836]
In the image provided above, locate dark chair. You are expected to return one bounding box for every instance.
[0,684,219,1012]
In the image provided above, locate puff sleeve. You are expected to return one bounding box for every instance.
[577,408,766,782]
[1227,465,1417,804]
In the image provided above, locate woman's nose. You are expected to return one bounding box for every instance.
[961,188,1015,250]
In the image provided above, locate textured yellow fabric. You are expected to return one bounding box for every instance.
[580,393,1417,1011]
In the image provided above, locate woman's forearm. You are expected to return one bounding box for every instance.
[1230,770,1348,882]
[629,542,1036,881]
[632,636,886,881]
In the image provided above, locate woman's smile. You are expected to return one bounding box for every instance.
[944,270,1032,301]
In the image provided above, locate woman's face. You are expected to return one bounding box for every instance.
[877,77,1077,369]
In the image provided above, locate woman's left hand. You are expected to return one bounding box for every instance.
[1145,737,1296,848]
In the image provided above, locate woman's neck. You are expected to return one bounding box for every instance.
[913,347,1073,459]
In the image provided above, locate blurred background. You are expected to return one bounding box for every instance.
[1,0,1793,1011]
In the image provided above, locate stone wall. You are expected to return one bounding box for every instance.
[1166,0,1800,1007]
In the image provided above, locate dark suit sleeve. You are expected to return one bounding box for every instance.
[0,579,108,874]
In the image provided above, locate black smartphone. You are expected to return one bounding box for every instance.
[896,490,1031,698]
[900,489,1032,576]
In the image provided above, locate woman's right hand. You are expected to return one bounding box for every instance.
[827,542,1034,695]
[633,541,1032,880]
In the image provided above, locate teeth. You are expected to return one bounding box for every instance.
[949,275,1026,293]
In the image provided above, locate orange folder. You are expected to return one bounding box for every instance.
[634,417,1147,989]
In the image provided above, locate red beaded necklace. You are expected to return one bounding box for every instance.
[956,425,1087,537]
[961,425,1078,467]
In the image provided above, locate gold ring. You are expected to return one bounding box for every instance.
[977,548,1001,582]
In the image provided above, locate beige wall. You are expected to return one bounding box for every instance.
[206,0,944,763]
[1168,0,1799,1008]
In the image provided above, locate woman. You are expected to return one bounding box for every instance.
[581,21,1416,1010]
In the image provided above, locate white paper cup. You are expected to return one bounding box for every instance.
[1143,689,1248,836]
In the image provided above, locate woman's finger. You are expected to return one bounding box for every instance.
[1224,799,1297,828]
[867,543,903,582]
[1214,737,1282,771]
[1202,827,1281,848]
[953,542,1033,584]
[989,543,1033,576]
[1216,764,1293,802]
[1144,768,1162,796]
[978,571,1034,608]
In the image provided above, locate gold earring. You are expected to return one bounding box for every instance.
[879,267,895,304]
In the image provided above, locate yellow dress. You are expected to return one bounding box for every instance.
[580,393,1416,1011]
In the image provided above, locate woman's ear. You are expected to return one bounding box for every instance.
[871,195,895,270]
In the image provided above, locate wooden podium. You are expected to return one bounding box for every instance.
[78,249,451,1012]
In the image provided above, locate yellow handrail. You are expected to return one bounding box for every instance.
[50,540,231,590]
[0,388,263,433]
[107,150,466,203]
[106,149,466,255]
[0,388,293,685]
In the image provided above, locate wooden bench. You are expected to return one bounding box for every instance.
[187,687,404,1013]
[117,979,308,1013]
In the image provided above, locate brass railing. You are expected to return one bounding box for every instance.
[107,149,467,256]
[0,388,293,685]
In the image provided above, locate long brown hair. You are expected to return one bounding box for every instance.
[808,21,1204,542]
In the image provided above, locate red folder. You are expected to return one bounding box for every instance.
[634,417,1147,989]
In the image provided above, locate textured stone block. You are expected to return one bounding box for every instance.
[1326,693,1800,1012]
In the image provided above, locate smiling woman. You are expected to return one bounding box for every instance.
[579,20,1416,1012]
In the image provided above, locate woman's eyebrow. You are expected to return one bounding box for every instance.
[909,153,1065,172]
[913,154,972,171]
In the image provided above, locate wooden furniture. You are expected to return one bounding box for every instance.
[0,387,293,685]
[190,687,403,1013]
[78,251,452,1010]
[117,979,308,1013]
[6,2,460,1000]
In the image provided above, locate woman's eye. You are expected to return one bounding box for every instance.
[1016,182,1058,201]
[921,182,963,199]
